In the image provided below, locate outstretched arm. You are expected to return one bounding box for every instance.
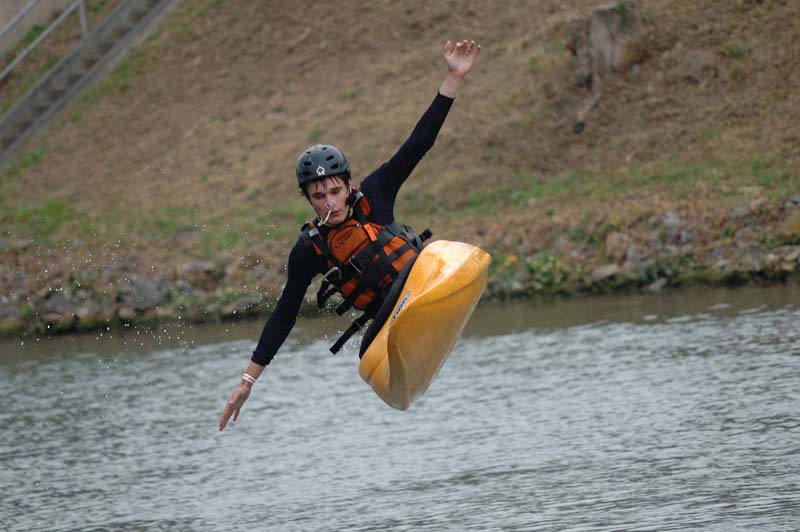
[439,39,481,98]
[218,242,319,431]
[360,39,482,220]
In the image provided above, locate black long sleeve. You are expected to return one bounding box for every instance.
[360,91,454,225]
[250,91,454,366]
[250,243,324,365]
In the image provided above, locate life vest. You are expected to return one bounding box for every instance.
[300,188,432,353]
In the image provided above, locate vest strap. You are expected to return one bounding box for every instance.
[302,194,433,355]
[330,314,370,354]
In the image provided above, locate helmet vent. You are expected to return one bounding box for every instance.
[296,144,348,186]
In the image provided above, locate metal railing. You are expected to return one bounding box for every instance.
[0,0,88,84]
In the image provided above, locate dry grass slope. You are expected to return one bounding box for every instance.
[1,0,798,307]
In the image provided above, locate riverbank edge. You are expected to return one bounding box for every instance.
[2,256,798,339]
[3,196,800,339]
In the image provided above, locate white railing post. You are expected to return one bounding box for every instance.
[0,0,41,43]
[0,0,87,84]
[78,0,88,38]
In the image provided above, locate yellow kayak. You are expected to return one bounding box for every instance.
[358,240,491,410]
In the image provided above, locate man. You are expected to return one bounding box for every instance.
[220,39,481,430]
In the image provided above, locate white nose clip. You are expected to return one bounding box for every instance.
[320,199,337,226]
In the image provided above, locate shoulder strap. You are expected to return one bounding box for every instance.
[300,221,342,268]
[299,222,317,250]
[347,188,372,225]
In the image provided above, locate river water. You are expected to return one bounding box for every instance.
[1,285,799,531]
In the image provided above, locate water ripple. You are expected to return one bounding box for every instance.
[1,302,799,531]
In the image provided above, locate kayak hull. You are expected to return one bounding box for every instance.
[358,240,491,410]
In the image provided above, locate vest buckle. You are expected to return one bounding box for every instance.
[349,257,364,275]
[322,266,341,282]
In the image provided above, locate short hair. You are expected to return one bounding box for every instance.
[299,173,351,200]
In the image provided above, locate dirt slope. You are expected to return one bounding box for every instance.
[1,0,799,333]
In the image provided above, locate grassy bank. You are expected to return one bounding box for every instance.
[1,0,798,336]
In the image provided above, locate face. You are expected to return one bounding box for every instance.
[307,176,350,226]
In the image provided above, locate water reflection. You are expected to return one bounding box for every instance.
[1,285,799,531]
[3,284,798,360]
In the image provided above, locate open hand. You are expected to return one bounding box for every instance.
[219,383,251,431]
[443,39,481,79]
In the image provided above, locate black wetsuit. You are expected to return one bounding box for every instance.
[251,92,454,366]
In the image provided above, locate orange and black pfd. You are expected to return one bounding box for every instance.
[300,188,431,353]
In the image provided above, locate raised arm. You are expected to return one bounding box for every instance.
[361,39,482,222]
[439,39,481,98]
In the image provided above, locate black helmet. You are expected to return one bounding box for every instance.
[295,144,350,186]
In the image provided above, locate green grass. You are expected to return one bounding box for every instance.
[527,54,541,73]
[451,155,796,226]
[200,223,248,252]
[307,128,323,142]
[270,200,311,226]
[724,44,749,59]
[0,0,115,117]
[338,88,364,100]
[1,198,74,240]
[474,156,796,208]
[77,203,288,255]
[525,251,572,294]
[19,24,45,48]
[162,0,226,38]
[0,54,61,116]
[82,57,138,99]
[400,190,442,217]
[75,32,162,107]
[465,184,543,211]
[87,0,111,14]
[612,2,634,29]
[0,143,48,186]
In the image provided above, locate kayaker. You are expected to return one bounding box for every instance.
[219,39,481,430]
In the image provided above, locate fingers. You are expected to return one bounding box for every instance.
[219,405,232,431]
[468,40,479,57]
[219,402,241,431]
[447,39,480,57]
[219,395,240,431]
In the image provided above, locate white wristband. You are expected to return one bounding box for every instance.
[241,373,256,385]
